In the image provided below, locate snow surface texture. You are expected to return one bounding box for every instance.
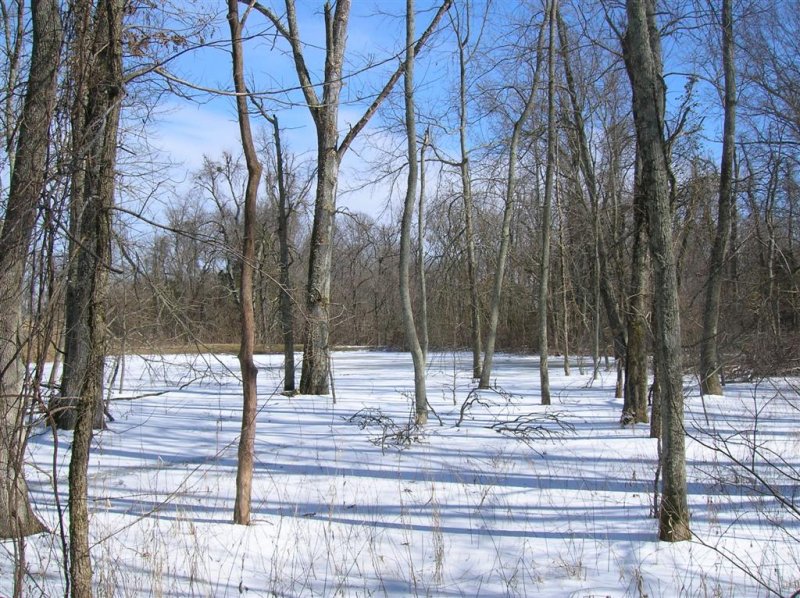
[3,351,799,597]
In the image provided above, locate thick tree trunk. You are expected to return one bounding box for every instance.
[66,0,124,593]
[700,0,736,396]
[400,0,428,425]
[539,0,558,406]
[297,0,350,395]
[624,0,690,542]
[228,0,264,526]
[0,0,61,540]
[52,0,100,431]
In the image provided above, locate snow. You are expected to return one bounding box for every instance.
[3,351,799,597]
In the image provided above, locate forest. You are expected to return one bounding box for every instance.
[1,0,799,596]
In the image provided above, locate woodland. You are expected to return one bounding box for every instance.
[1,0,799,596]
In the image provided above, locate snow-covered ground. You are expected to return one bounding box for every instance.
[3,351,799,597]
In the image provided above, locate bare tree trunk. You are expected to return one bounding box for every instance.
[624,0,690,542]
[297,0,347,395]
[269,115,296,393]
[419,128,430,361]
[400,0,428,425]
[479,7,547,390]
[54,0,108,431]
[623,158,650,425]
[557,187,571,376]
[700,0,736,396]
[67,0,124,593]
[228,0,264,526]
[453,7,482,378]
[539,0,558,406]
[0,0,61,540]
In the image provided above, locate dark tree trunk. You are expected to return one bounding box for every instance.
[623,166,650,425]
[419,129,430,360]
[624,0,690,542]
[700,0,736,396]
[270,115,296,393]
[453,11,482,379]
[53,0,109,431]
[66,1,125,594]
[0,0,61,540]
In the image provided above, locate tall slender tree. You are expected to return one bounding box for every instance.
[451,1,483,379]
[228,0,264,526]
[700,0,736,396]
[269,114,296,393]
[400,0,428,425]
[538,0,558,406]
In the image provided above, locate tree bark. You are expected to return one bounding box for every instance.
[400,0,428,425]
[228,0,264,526]
[622,158,650,425]
[66,0,125,593]
[700,0,736,396]
[0,0,61,540]
[538,0,558,406]
[623,0,690,542]
[53,0,106,431]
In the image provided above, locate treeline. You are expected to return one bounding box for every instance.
[109,129,799,379]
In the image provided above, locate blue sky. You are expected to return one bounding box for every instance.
[148,1,454,219]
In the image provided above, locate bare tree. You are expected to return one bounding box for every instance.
[451,0,483,379]
[700,0,736,396]
[64,0,125,592]
[400,0,428,425]
[623,0,690,542]
[419,128,430,360]
[0,0,61,540]
[538,0,558,406]
[227,0,264,526]
[623,156,650,425]
[268,115,297,393]
[479,4,547,390]
[249,0,452,395]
